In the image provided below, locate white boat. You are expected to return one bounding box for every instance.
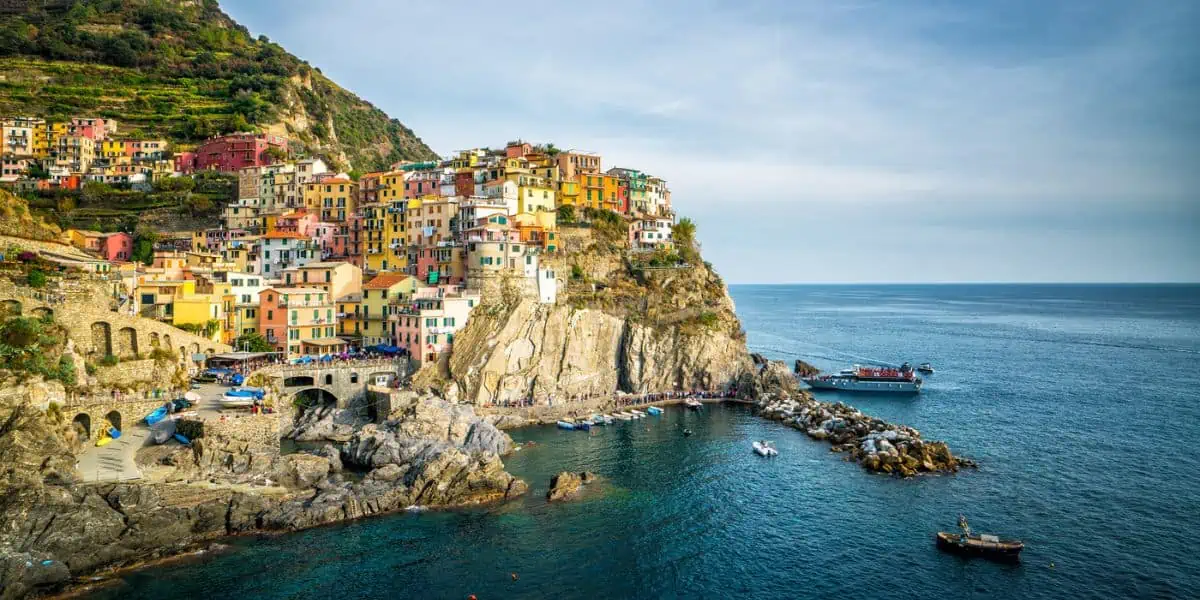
[602,414,615,424]
[753,440,778,457]
[684,398,703,410]
[917,362,935,374]
[614,412,633,421]
[630,409,646,418]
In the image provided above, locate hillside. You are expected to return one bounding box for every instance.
[0,0,437,171]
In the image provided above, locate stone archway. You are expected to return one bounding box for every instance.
[117,327,138,357]
[91,322,112,357]
[149,332,160,347]
[162,334,172,351]
[291,388,339,412]
[31,306,52,320]
[1,299,21,317]
[104,410,122,432]
[189,342,200,356]
[72,413,91,440]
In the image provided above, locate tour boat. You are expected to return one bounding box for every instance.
[646,406,664,416]
[556,420,576,430]
[803,364,922,393]
[752,440,778,457]
[917,363,935,374]
[936,516,1023,562]
[684,398,703,410]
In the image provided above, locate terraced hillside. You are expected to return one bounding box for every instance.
[0,0,437,171]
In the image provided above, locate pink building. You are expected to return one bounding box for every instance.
[413,247,438,282]
[276,212,317,237]
[174,133,288,174]
[100,232,133,262]
[69,117,116,140]
[404,172,441,199]
[390,288,481,365]
[312,222,337,258]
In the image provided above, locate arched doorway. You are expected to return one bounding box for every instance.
[117,327,138,357]
[104,410,122,432]
[284,375,315,387]
[72,413,91,440]
[149,332,160,347]
[91,322,112,356]
[1,299,21,317]
[323,374,333,385]
[31,306,52,320]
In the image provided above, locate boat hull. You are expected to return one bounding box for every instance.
[936,533,1023,562]
[804,377,921,393]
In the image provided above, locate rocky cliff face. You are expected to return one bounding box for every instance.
[439,259,753,406]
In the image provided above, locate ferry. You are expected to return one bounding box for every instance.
[802,364,922,394]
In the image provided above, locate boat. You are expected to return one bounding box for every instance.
[590,414,607,426]
[683,428,693,437]
[936,516,1023,562]
[646,406,664,416]
[143,406,168,425]
[630,409,645,418]
[602,415,614,425]
[95,435,113,447]
[802,363,922,393]
[173,433,191,445]
[219,387,265,408]
[752,440,778,457]
[917,362,935,374]
[575,419,592,431]
[556,420,576,430]
[684,398,703,410]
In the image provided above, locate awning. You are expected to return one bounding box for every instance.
[191,353,207,361]
[302,338,347,347]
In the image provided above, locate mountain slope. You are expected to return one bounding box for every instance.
[0,0,437,170]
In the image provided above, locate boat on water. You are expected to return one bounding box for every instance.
[590,414,607,426]
[556,420,576,430]
[752,440,778,457]
[613,412,632,421]
[917,362,935,374]
[684,398,703,410]
[683,428,693,437]
[936,516,1023,562]
[630,409,646,418]
[646,406,664,416]
[575,419,592,431]
[803,363,922,393]
[602,414,614,424]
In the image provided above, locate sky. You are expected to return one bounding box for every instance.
[223,0,1199,283]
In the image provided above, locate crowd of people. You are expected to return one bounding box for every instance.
[482,388,738,409]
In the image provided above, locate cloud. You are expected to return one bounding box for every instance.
[222,0,1200,282]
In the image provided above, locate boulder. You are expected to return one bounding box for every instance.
[547,471,586,502]
[275,454,331,489]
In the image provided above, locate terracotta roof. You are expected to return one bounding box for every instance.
[363,273,411,289]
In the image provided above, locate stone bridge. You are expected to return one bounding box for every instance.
[1,291,229,365]
[251,358,409,411]
[61,394,167,441]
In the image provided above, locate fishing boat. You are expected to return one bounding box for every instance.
[917,363,935,374]
[613,412,631,421]
[752,440,778,457]
[646,406,664,416]
[684,398,703,411]
[556,420,576,430]
[803,363,922,393]
[936,516,1023,562]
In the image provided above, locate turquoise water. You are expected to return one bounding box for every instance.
[90,284,1200,599]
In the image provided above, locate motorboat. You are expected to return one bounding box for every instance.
[684,398,703,411]
[803,364,922,393]
[219,387,263,409]
[630,409,646,418]
[556,420,576,430]
[936,516,1023,562]
[752,440,778,457]
[646,406,664,416]
[917,363,935,374]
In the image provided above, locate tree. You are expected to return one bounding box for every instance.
[557,204,576,224]
[155,176,195,193]
[672,217,699,264]
[26,269,46,288]
[24,163,50,180]
[131,230,158,265]
[184,194,212,215]
[264,146,288,163]
[234,332,273,353]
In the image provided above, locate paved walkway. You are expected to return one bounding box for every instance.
[76,423,151,483]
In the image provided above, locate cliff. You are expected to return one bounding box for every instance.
[429,226,753,408]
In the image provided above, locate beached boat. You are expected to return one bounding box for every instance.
[602,415,614,424]
[936,516,1023,562]
[646,406,664,415]
[617,412,634,420]
[556,420,576,430]
[684,398,703,410]
[752,440,778,457]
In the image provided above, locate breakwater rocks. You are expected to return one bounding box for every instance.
[742,361,975,477]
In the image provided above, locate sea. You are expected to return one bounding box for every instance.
[88,284,1200,599]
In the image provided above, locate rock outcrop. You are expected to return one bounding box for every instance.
[546,471,599,502]
[743,360,976,477]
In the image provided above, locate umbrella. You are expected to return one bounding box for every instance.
[184,391,201,402]
[320,354,333,362]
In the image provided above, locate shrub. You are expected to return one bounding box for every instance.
[55,355,77,387]
[571,264,585,280]
[85,362,97,376]
[27,269,47,288]
[150,347,177,362]
[99,354,119,367]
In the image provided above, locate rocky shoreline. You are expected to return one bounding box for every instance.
[739,361,976,476]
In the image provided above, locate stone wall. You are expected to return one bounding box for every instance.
[178,413,280,455]
[253,359,405,410]
[93,358,187,393]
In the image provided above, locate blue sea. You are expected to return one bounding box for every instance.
[90,284,1200,599]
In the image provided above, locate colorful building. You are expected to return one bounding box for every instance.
[389,289,480,366]
[257,287,341,357]
[360,273,420,346]
[175,133,288,174]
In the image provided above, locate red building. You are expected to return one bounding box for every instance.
[454,171,474,197]
[174,133,288,174]
[100,232,133,261]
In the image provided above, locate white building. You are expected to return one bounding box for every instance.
[629,217,674,251]
[255,232,321,277]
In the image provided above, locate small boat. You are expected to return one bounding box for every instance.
[556,420,576,430]
[646,406,664,416]
[173,433,191,445]
[684,398,703,411]
[601,415,614,424]
[590,414,607,426]
[917,363,935,374]
[683,428,693,437]
[936,516,1023,562]
[752,440,778,457]
[219,387,265,408]
[143,406,168,426]
[575,420,592,431]
[630,409,646,418]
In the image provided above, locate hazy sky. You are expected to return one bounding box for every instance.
[223,0,1199,283]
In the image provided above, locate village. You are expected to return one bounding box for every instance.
[1,117,679,367]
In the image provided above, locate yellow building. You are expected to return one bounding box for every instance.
[101,140,126,160]
[337,293,363,339]
[136,278,196,321]
[361,273,419,346]
[302,177,357,223]
[557,178,581,210]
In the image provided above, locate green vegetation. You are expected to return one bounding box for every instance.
[673,217,700,264]
[176,319,220,338]
[26,269,47,288]
[22,171,233,231]
[0,316,75,385]
[234,332,273,353]
[99,354,119,367]
[557,204,576,224]
[0,0,436,170]
[149,346,177,362]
